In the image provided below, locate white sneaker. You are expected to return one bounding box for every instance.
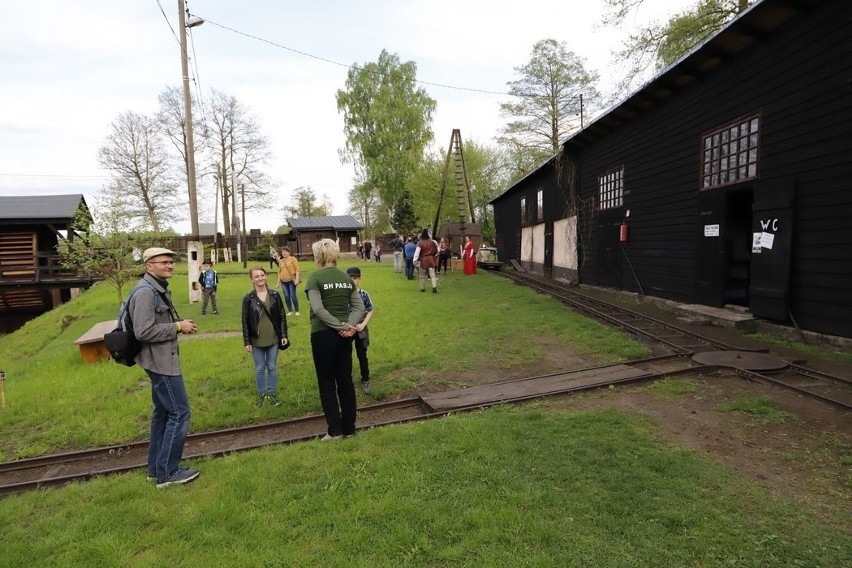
[321,433,342,441]
[287,312,293,316]
[295,311,300,316]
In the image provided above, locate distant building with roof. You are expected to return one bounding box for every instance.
[285,215,363,256]
[0,194,95,332]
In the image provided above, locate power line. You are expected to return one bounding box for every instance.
[201,17,519,98]
[0,173,108,178]
[154,0,181,48]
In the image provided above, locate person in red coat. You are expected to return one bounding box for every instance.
[463,235,477,275]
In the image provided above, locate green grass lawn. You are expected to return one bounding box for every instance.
[1,262,849,566]
[0,261,646,460]
[1,405,848,567]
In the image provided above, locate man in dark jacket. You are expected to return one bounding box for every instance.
[389,233,404,273]
[129,247,200,488]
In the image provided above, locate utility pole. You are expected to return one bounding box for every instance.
[240,183,247,268]
[178,0,201,238]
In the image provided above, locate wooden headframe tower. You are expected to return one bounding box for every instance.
[433,129,480,247]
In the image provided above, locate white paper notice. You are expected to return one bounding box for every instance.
[752,233,762,253]
[760,232,775,250]
[704,224,720,237]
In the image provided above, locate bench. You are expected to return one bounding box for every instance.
[74,321,117,363]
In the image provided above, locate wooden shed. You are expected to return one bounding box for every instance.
[285,216,364,257]
[491,0,852,339]
[0,194,95,333]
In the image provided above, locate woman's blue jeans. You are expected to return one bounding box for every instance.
[252,344,279,395]
[146,371,191,482]
[280,281,299,312]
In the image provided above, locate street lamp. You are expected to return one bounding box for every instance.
[178,0,203,239]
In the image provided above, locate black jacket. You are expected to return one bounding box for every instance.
[241,289,288,346]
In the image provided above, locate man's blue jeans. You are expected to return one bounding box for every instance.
[405,257,415,279]
[280,281,299,313]
[146,371,191,482]
[251,343,280,395]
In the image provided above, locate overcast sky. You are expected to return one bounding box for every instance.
[0,0,695,233]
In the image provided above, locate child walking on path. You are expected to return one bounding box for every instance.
[346,266,375,394]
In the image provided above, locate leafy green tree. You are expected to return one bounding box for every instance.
[58,195,157,300]
[391,190,418,236]
[407,153,444,233]
[604,0,754,91]
[499,39,600,157]
[347,181,381,238]
[461,140,511,245]
[336,49,437,219]
[289,186,330,217]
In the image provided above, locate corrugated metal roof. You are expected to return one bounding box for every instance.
[286,215,363,231]
[0,194,88,221]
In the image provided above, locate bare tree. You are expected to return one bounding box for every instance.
[202,89,273,238]
[499,39,600,158]
[97,111,181,232]
[156,86,217,224]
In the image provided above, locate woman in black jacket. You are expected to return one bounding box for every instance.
[241,266,289,407]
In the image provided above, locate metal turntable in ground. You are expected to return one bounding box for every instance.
[691,351,788,371]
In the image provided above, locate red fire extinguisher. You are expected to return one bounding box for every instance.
[619,221,629,243]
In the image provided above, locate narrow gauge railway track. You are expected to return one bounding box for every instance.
[0,397,429,497]
[734,365,852,411]
[498,271,750,354]
[497,270,852,411]
[3,273,849,497]
[1,355,710,497]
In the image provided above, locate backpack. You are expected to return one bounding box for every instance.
[202,269,217,288]
[103,284,156,367]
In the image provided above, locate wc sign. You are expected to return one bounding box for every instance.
[752,218,778,253]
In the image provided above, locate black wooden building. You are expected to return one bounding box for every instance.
[490,0,852,338]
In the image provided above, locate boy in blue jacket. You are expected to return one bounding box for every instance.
[198,261,219,315]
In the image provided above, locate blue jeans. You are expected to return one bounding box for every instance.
[280,281,299,312]
[405,257,415,279]
[251,344,280,395]
[146,371,191,482]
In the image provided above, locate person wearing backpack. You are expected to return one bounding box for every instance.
[129,247,200,489]
[198,260,219,315]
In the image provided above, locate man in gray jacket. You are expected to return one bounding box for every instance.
[130,247,200,488]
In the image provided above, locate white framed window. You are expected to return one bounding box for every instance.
[536,189,543,221]
[598,167,624,210]
[701,113,760,189]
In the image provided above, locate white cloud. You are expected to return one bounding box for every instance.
[0,0,696,232]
